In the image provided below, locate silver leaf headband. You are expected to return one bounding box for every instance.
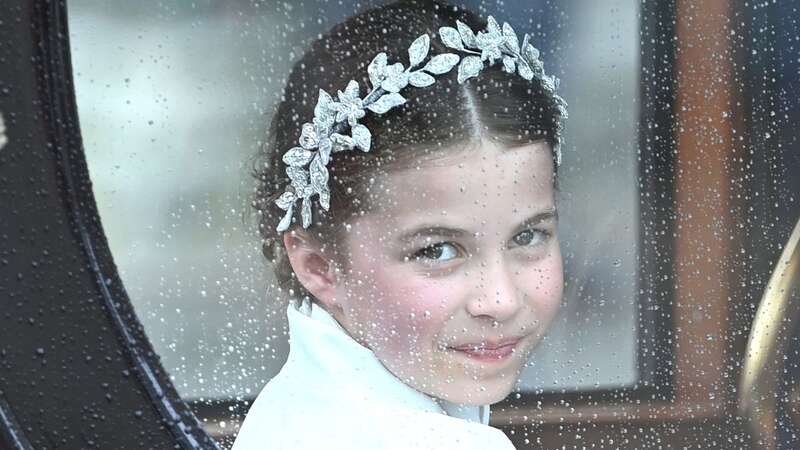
[275,15,568,233]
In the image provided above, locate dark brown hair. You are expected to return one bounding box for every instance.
[251,0,565,302]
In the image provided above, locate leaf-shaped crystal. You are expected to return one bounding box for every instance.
[339,80,360,101]
[439,26,464,50]
[502,22,519,54]
[475,22,505,65]
[368,52,388,89]
[480,46,502,65]
[287,166,309,190]
[309,154,329,194]
[301,195,312,228]
[334,80,365,126]
[297,183,314,199]
[502,55,516,74]
[523,43,540,64]
[275,191,296,210]
[313,114,333,136]
[352,123,371,152]
[381,75,408,93]
[299,122,318,149]
[457,55,482,83]
[319,136,332,156]
[409,71,435,87]
[319,186,330,211]
[517,58,534,80]
[456,20,476,48]
[530,58,545,77]
[276,204,293,232]
[386,62,404,75]
[318,140,332,165]
[366,92,406,114]
[283,147,315,167]
[476,28,504,48]
[314,89,335,121]
[380,63,409,93]
[408,34,430,68]
[423,54,459,74]
[486,16,501,36]
[556,96,569,119]
[542,74,556,92]
[330,133,354,152]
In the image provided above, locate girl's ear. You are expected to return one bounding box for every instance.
[283,228,339,311]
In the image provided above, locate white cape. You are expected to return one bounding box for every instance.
[231,301,516,449]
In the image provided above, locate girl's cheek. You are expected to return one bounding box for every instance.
[371,273,462,354]
[524,250,564,320]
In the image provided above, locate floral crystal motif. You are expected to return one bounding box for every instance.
[275,15,568,233]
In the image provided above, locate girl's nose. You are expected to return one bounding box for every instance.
[466,256,523,323]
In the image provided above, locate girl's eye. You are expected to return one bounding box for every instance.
[512,228,549,247]
[408,229,549,263]
[413,242,460,263]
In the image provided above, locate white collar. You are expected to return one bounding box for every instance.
[286,301,491,425]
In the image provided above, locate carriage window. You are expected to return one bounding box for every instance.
[69,0,647,433]
[5,0,799,446]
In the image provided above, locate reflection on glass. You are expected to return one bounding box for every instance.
[68,0,640,413]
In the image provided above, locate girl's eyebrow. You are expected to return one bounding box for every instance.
[396,207,558,244]
[513,208,559,234]
[396,226,468,244]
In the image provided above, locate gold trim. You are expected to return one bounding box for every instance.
[739,217,800,448]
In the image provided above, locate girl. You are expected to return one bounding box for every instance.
[234,0,567,448]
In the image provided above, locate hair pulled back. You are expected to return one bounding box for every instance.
[252,0,565,302]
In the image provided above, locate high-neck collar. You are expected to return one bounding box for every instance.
[287,300,491,425]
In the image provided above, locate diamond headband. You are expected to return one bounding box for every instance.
[274,15,568,233]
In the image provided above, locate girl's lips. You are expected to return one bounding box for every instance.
[448,339,521,361]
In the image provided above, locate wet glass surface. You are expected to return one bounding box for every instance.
[69,0,641,404]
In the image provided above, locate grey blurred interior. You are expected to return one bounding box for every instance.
[68,0,640,411]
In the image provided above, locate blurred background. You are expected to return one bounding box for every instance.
[67,0,641,409]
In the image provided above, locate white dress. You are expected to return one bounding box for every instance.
[231,301,516,449]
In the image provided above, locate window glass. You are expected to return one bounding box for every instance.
[68,1,280,401]
[68,0,641,407]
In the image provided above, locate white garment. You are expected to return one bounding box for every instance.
[231,301,516,449]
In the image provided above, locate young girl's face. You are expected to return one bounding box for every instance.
[331,140,563,405]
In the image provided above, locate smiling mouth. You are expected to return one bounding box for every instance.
[448,339,523,362]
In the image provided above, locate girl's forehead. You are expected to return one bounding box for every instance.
[378,141,554,208]
[358,141,556,233]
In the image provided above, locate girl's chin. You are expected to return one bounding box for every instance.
[384,347,527,404]
[435,383,516,406]
[429,370,520,405]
